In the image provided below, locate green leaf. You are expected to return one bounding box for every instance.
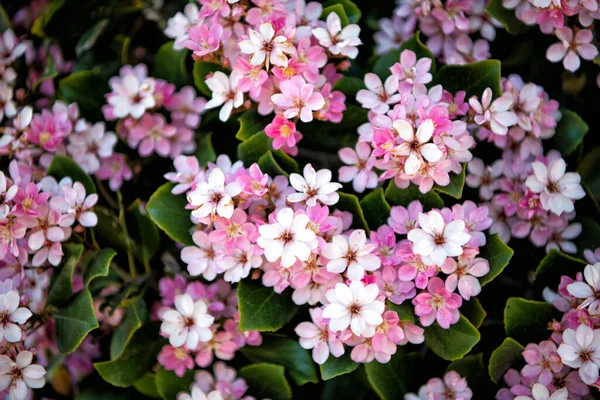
[75,19,109,56]
[320,353,359,380]
[239,363,292,400]
[147,183,195,246]
[236,110,268,141]
[272,150,299,174]
[434,163,466,199]
[336,192,370,232]
[387,301,417,324]
[488,338,524,384]
[578,147,600,203]
[321,4,350,26]
[574,217,600,259]
[94,323,164,387]
[197,132,217,167]
[93,206,128,254]
[241,335,318,385]
[237,279,299,332]
[446,354,489,394]
[360,188,391,229]
[83,248,117,287]
[372,32,435,79]
[237,131,273,165]
[322,369,369,400]
[365,350,409,399]
[54,289,99,354]
[552,109,589,157]
[333,76,365,100]
[461,298,486,329]
[0,5,11,31]
[437,60,502,98]
[33,54,57,91]
[423,315,480,361]
[31,0,65,37]
[110,297,147,359]
[504,298,555,345]
[59,71,109,112]
[478,234,514,286]
[534,249,586,289]
[384,181,444,210]
[133,373,161,399]
[47,154,96,194]
[127,200,160,267]
[258,150,288,177]
[155,368,195,400]
[155,42,188,88]
[192,61,224,97]
[485,0,529,34]
[323,0,361,24]
[48,244,84,307]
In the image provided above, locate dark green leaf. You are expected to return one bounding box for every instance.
[83,248,116,287]
[488,338,524,384]
[461,298,486,328]
[146,183,195,246]
[47,154,96,194]
[48,244,84,307]
[434,163,466,199]
[323,0,361,24]
[534,249,586,289]
[59,71,109,112]
[485,0,529,34]
[578,147,600,203]
[75,19,109,56]
[0,5,10,31]
[54,289,99,354]
[241,335,318,385]
[155,42,188,88]
[197,133,217,167]
[336,192,370,232]
[320,353,359,380]
[31,0,65,37]
[332,76,365,99]
[127,200,160,267]
[133,373,161,399]
[192,62,224,97]
[94,323,164,387]
[236,110,268,141]
[360,188,391,229]
[573,217,600,259]
[423,315,480,361]
[93,206,128,254]
[237,279,299,332]
[258,150,289,177]
[110,297,147,359]
[384,181,444,210]
[478,234,514,286]
[552,109,589,157]
[446,353,485,382]
[237,131,273,165]
[272,150,299,174]
[322,369,369,400]
[387,301,417,324]
[321,4,349,26]
[504,298,555,345]
[239,363,292,400]
[438,60,502,98]
[365,349,409,399]
[155,367,195,400]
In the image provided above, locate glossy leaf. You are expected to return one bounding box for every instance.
[332,76,365,99]
[365,350,409,399]
[423,315,480,361]
[236,110,268,141]
[47,154,96,194]
[552,109,589,157]
[437,60,502,98]
[75,19,109,56]
[83,248,117,287]
[461,298,487,329]
[323,0,361,24]
[485,0,528,34]
[237,131,273,165]
[155,42,188,88]
[336,192,370,232]
[47,244,84,307]
[504,298,555,345]
[434,164,466,199]
[147,183,195,246]
[258,150,300,177]
[573,217,600,259]
[534,249,586,289]
[237,279,299,332]
[197,132,217,167]
[239,363,292,400]
[241,335,318,385]
[155,367,195,400]
[478,234,514,286]
[54,289,99,354]
[59,70,108,113]
[321,4,350,26]
[578,147,600,203]
[192,61,223,97]
[385,181,444,210]
[127,200,160,267]
[320,353,359,380]
[360,188,391,229]
[110,297,148,359]
[387,301,417,324]
[133,373,161,399]
[488,338,525,384]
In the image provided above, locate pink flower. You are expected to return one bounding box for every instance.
[0,351,46,400]
[181,231,224,281]
[312,12,361,59]
[0,290,31,342]
[441,258,489,300]
[166,86,206,129]
[393,119,443,176]
[356,73,400,114]
[238,22,293,68]
[184,23,223,59]
[374,266,416,304]
[164,155,203,195]
[295,307,344,364]
[187,168,242,220]
[469,88,518,136]
[465,158,503,200]
[204,71,243,122]
[160,293,214,350]
[27,108,72,152]
[521,341,563,386]
[390,49,432,90]
[388,201,423,235]
[271,75,325,122]
[557,324,600,384]
[338,142,377,193]
[219,242,262,283]
[546,27,598,72]
[164,4,201,50]
[158,345,194,377]
[237,163,269,197]
[265,115,302,151]
[567,262,600,315]
[412,277,462,329]
[12,181,49,216]
[209,208,257,251]
[51,181,98,227]
[128,113,177,157]
[106,64,156,119]
[96,154,133,191]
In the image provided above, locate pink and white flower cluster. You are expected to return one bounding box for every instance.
[374,0,499,64]
[165,1,357,154]
[406,371,473,400]
[466,75,585,254]
[176,361,255,400]
[103,64,207,161]
[157,275,262,378]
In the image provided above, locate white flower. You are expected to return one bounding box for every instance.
[164,3,201,50]
[0,351,46,400]
[312,12,362,59]
[257,208,317,268]
[0,30,28,64]
[322,281,384,337]
[67,122,117,174]
[356,73,401,114]
[288,164,342,206]
[0,83,16,123]
[469,88,518,136]
[219,243,262,283]
[107,66,156,119]
[322,230,381,281]
[238,22,294,68]
[514,383,568,400]
[204,71,244,122]
[407,211,471,266]
[177,386,223,400]
[50,181,98,227]
[557,324,600,385]
[0,291,32,343]
[525,158,585,216]
[567,262,600,315]
[187,168,242,220]
[160,293,214,350]
[393,119,443,175]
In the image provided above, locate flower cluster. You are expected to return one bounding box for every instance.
[405,371,473,400]
[502,0,600,73]
[176,361,254,400]
[373,0,500,64]
[103,64,206,161]
[350,49,475,193]
[165,1,357,154]
[466,75,585,253]
[157,275,262,377]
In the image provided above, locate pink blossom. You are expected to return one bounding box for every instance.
[238,22,294,68]
[546,27,598,72]
[237,163,269,197]
[312,12,362,59]
[288,163,341,207]
[181,231,224,281]
[374,266,416,304]
[469,88,518,136]
[128,113,177,157]
[184,24,223,59]
[356,73,400,114]
[271,75,325,122]
[338,142,377,193]
[50,181,98,228]
[521,340,563,386]
[412,277,462,329]
[557,324,600,384]
[106,64,156,119]
[390,50,432,90]
[204,71,244,122]
[96,154,133,191]
[388,201,423,235]
[265,115,302,151]
[166,86,206,129]
[322,230,381,281]
[295,307,344,364]
[164,155,203,195]
[27,108,72,152]
[441,258,489,300]
[158,345,194,377]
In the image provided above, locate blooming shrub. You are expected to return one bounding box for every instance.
[0,0,598,399]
